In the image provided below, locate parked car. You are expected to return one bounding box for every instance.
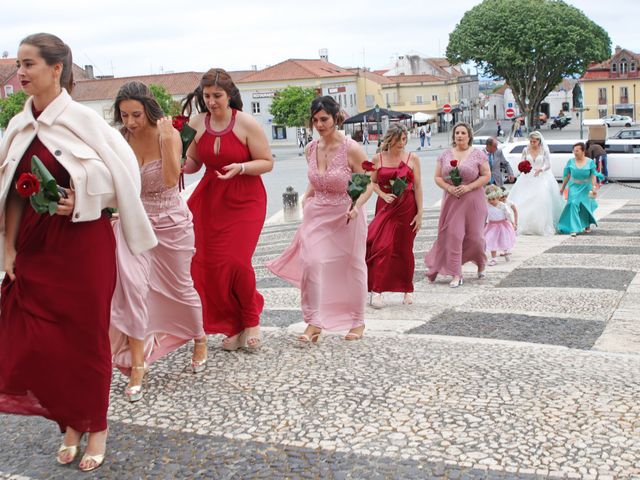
[472,135,503,146]
[611,128,640,139]
[598,115,635,127]
[501,138,640,180]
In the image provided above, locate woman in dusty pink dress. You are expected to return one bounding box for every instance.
[266,96,372,343]
[425,122,491,287]
[109,82,207,403]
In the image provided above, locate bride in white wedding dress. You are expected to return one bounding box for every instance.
[508,131,565,235]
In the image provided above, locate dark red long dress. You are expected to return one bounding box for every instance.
[188,110,266,337]
[365,157,418,293]
[0,127,116,433]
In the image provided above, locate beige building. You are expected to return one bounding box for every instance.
[580,46,640,121]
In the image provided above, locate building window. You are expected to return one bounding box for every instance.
[272,126,287,140]
[598,108,608,118]
[416,95,423,104]
[612,63,617,73]
[632,62,637,72]
[251,101,261,114]
[365,95,374,108]
[620,59,628,74]
[432,94,438,102]
[4,85,13,96]
[620,87,629,104]
[598,87,607,105]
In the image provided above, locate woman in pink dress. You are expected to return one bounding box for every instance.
[425,122,491,287]
[109,81,207,403]
[366,123,423,308]
[267,96,371,343]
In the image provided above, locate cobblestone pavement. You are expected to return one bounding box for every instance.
[1,200,640,479]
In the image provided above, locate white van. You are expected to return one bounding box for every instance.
[501,139,640,180]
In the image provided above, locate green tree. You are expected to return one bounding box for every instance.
[446,0,610,129]
[149,84,180,116]
[0,90,28,129]
[269,86,317,127]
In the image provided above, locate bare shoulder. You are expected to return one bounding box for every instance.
[189,112,207,129]
[235,110,260,130]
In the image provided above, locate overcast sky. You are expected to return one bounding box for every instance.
[1,0,638,78]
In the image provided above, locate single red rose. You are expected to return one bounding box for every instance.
[518,160,532,174]
[450,160,458,167]
[15,172,40,198]
[362,160,376,172]
[172,115,189,132]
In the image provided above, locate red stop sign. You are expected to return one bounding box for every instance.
[443,104,452,113]
[505,107,516,118]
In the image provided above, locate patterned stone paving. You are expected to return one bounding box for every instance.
[2,199,640,479]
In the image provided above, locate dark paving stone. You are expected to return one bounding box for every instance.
[0,415,522,480]
[260,309,303,328]
[546,245,640,255]
[257,277,293,289]
[610,208,640,214]
[497,267,635,291]
[407,310,604,349]
[598,217,640,223]
[587,229,640,237]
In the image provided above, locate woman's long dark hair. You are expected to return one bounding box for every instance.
[181,68,242,116]
[20,33,74,93]
[308,96,345,131]
[113,81,164,131]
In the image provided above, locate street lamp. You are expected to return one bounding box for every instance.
[375,104,381,147]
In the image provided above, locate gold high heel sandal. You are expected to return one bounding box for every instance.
[56,442,81,465]
[78,429,108,472]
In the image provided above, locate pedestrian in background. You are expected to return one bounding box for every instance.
[182,68,273,351]
[0,33,156,472]
[425,122,490,287]
[419,127,426,150]
[109,81,208,406]
[586,140,608,184]
[366,124,422,308]
[496,121,502,137]
[267,96,371,343]
[426,126,432,147]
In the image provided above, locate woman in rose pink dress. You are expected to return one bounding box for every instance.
[425,122,491,287]
[109,81,207,403]
[266,96,372,343]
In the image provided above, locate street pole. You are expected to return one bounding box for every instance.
[375,104,381,148]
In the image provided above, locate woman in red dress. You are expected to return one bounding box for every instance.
[181,69,273,351]
[366,124,423,308]
[0,34,156,472]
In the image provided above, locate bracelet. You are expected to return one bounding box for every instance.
[240,163,245,175]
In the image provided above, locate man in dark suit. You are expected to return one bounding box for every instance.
[484,137,515,186]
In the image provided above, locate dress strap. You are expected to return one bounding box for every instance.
[204,109,237,137]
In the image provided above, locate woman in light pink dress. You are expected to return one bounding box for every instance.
[109,82,207,403]
[266,96,372,343]
[425,122,491,287]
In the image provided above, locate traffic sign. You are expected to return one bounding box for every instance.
[505,107,516,119]
[443,104,452,113]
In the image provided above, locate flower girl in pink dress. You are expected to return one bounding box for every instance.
[485,186,516,265]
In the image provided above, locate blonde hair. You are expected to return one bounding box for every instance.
[485,185,502,200]
[380,123,408,151]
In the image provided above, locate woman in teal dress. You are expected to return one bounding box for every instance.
[558,142,603,236]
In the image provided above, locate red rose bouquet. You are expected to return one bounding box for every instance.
[447,159,462,186]
[15,156,67,215]
[172,115,197,190]
[346,161,376,223]
[518,160,532,174]
[388,171,411,196]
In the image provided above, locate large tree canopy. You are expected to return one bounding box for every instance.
[149,84,180,117]
[447,0,610,128]
[269,86,317,127]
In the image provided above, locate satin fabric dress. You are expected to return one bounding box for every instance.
[366,157,418,293]
[188,110,266,337]
[508,147,565,236]
[0,126,116,433]
[484,202,516,252]
[557,158,602,234]
[110,159,205,373]
[266,138,367,331]
[425,149,488,280]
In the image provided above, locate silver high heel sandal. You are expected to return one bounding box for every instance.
[124,364,147,403]
[449,277,463,288]
[370,292,383,309]
[190,339,208,373]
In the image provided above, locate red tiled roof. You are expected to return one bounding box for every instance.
[0,64,16,83]
[384,74,447,84]
[346,68,393,84]
[0,58,16,65]
[238,59,356,83]
[373,69,389,76]
[0,58,90,84]
[72,71,204,101]
[581,48,640,81]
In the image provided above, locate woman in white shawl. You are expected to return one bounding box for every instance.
[508,131,565,235]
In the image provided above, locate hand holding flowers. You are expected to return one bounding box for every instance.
[15,156,71,216]
[346,161,375,223]
[172,115,197,190]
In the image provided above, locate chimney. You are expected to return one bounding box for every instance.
[251,65,257,71]
[84,65,94,79]
[319,48,328,62]
[615,45,622,55]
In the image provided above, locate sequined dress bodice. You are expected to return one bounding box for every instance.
[140,160,181,214]
[308,138,352,206]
